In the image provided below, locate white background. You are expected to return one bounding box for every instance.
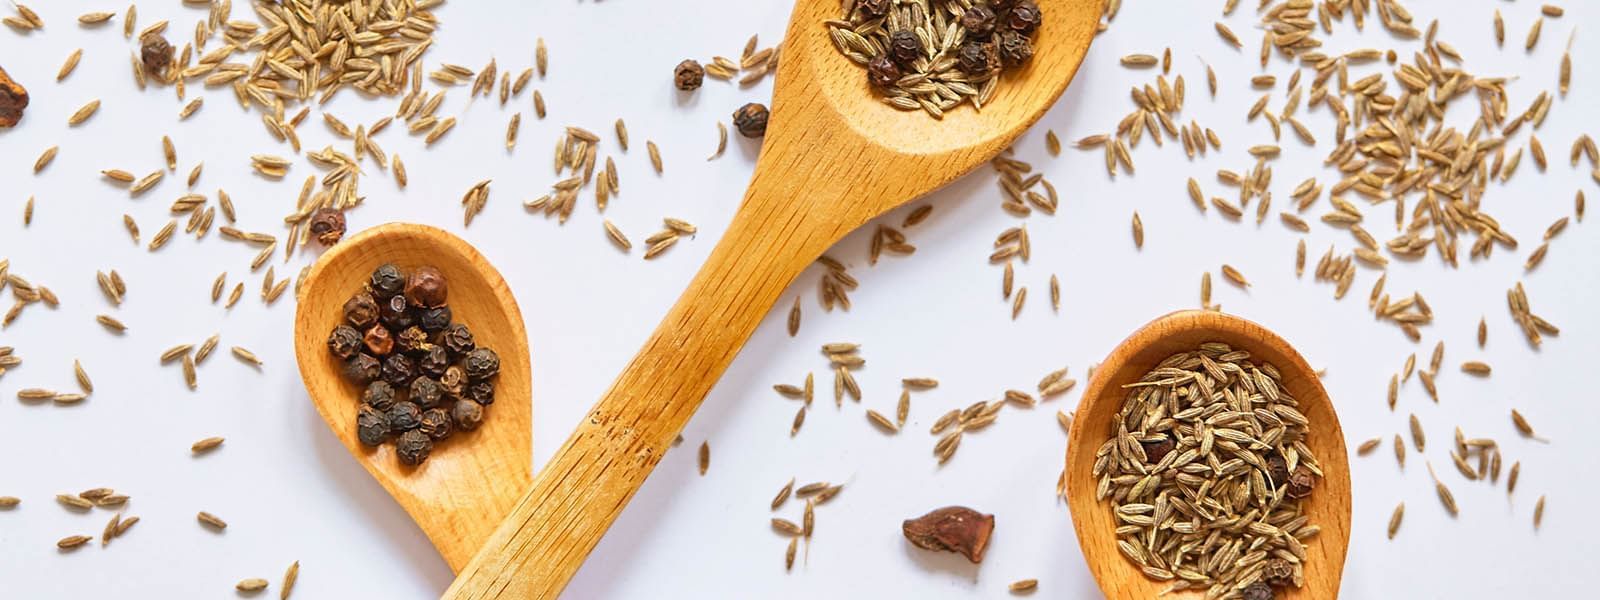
[2,1,1596,598]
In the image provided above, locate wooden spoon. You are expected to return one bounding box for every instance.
[1064,310,1351,598]
[293,223,533,572]
[445,2,1103,598]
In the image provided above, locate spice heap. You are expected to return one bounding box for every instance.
[1095,343,1320,598]
[327,264,500,466]
[826,0,1042,118]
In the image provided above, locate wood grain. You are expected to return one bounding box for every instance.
[445,1,1104,598]
[292,223,533,572]
[1064,310,1351,598]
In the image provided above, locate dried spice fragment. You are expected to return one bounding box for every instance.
[902,505,994,563]
[0,65,27,128]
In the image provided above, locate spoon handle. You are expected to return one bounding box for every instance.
[444,169,842,599]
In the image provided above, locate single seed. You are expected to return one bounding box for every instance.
[1534,495,1546,529]
[58,535,93,550]
[68,100,101,126]
[281,561,299,600]
[698,441,709,476]
[1221,264,1249,287]
[772,479,794,510]
[197,511,227,530]
[1410,414,1426,451]
[867,409,899,434]
[1010,579,1039,593]
[74,360,93,393]
[1387,503,1404,539]
[192,436,225,454]
[237,578,268,592]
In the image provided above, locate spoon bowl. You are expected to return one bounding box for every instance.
[1065,310,1351,598]
[448,1,1105,597]
[293,222,533,572]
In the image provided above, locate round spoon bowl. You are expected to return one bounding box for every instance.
[293,222,532,572]
[1065,310,1351,598]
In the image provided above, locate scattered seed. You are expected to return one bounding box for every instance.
[698,441,709,476]
[192,436,225,454]
[281,561,299,600]
[237,578,269,592]
[58,535,93,550]
[1220,264,1249,288]
[197,511,227,530]
[1387,502,1404,539]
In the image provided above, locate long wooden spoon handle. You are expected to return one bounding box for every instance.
[443,172,839,599]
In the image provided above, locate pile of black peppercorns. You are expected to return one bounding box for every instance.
[327,263,501,467]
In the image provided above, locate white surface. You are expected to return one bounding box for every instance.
[2,1,1596,597]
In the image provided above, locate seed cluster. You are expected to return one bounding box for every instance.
[1096,343,1320,596]
[328,263,500,467]
[826,0,1044,118]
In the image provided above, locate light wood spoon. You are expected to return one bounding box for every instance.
[445,1,1103,598]
[293,223,533,572]
[1065,310,1352,598]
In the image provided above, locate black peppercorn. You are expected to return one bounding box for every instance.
[1262,558,1295,588]
[409,376,445,409]
[732,103,769,138]
[888,30,922,65]
[1286,465,1316,499]
[439,323,475,355]
[961,5,998,38]
[396,326,431,355]
[381,294,414,330]
[381,353,417,388]
[867,56,901,88]
[419,407,453,441]
[418,306,452,333]
[140,33,173,76]
[386,401,422,432]
[363,325,394,356]
[1265,453,1290,484]
[997,31,1034,67]
[309,207,347,246]
[418,346,451,378]
[1241,581,1274,600]
[957,41,996,74]
[405,265,448,308]
[451,399,484,431]
[356,404,390,446]
[1005,1,1042,34]
[439,365,467,398]
[328,325,363,360]
[395,429,433,466]
[857,0,890,18]
[464,347,501,381]
[1140,438,1175,464]
[344,292,380,329]
[343,353,381,385]
[369,263,406,299]
[467,380,495,405]
[674,59,704,91]
[362,381,398,411]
